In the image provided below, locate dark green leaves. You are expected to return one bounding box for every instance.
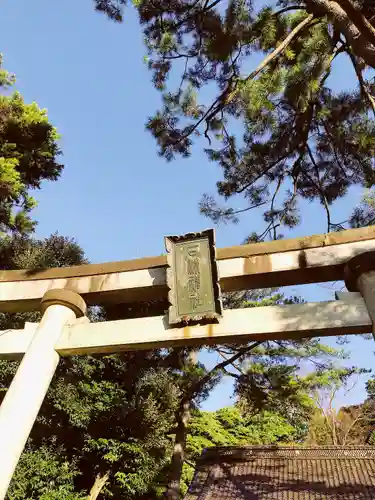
[130,0,375,239]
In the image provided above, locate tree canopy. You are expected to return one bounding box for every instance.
[1,2,375,499]
[0,242,362,500]
[93,0,375,240]
[0,58,63,235]
[0,234,181,500]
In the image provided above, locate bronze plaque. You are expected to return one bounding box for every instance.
[165,229,222,325]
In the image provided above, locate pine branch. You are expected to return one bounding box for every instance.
[270,177,283,240]
[321,122,349,181]
[222,368,241,379]
[227,13,315,103]
[307,0,375,67]
[170,83,231,146]
[235,154,290,194]
[181,342,262,404]
[167,14,316,148]
[338,0,375,47]
[164,51,199,60]
[257,221,278,242]
[216,348,246,375]
[230,200,269,215]
[173,0,223,31]
[179,57,189,94]
[275,6,306,15]
[203,0,222,11]
[306,144,332,233]
[347,50,375,118]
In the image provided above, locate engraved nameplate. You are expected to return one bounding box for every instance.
[165,230,222,325]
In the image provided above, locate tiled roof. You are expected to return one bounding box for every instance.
[184,446,375,499]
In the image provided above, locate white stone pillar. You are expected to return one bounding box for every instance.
[0,289,86,499]
[345,251,375,335]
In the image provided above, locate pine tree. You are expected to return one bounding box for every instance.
[90,0,375,240]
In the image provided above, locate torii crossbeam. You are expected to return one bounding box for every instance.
[1,226,375,498]
[0,226,374,313]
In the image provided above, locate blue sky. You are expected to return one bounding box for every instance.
[0,0,373,410]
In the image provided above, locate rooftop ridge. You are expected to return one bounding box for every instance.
[199,445,375,464]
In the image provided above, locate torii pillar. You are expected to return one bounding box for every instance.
[345,250,375,338]
[0,289,86,499]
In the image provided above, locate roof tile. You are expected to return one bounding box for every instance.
[184,446,375,499]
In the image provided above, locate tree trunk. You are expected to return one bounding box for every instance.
[307,0,375,68]
[165,399,191,500]
[164,344,260,499]
[331,412,338,445]
[165,351,197,500]
[88,471,110,500]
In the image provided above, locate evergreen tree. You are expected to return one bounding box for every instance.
[162,289,360,500]
[1,11,373,496]
[91,0,375,241]
[0,235,182,500]
[0,58,63,234]
[1,259,358,499]
[0,234,88,499]
[93,0,375,70]
[182,406,297,495]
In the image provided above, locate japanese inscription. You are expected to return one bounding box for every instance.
[186,243,201,310]
[165,230,222,325]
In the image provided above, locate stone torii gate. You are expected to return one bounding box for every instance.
[1,226,375,498]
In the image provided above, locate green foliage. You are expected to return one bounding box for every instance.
[350,189,375,228]
[90,0,375,240]
[0,234,182,499]
[0,57,63,234]
[93,0,127,22]
[93,1,375,238]
[32,354,181,499]
[0,233,87,334]
[0,232,87,272]
[0,239,369,499]
[0,234,89,499]
[7,447,85,500]
[188,407,296,454]
[222,287,302,310]
[92,0,375,241]
[180,407,297,494]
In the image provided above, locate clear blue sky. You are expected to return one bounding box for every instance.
[0,0,373,410]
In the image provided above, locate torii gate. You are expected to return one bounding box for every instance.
[1,226,375,498]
